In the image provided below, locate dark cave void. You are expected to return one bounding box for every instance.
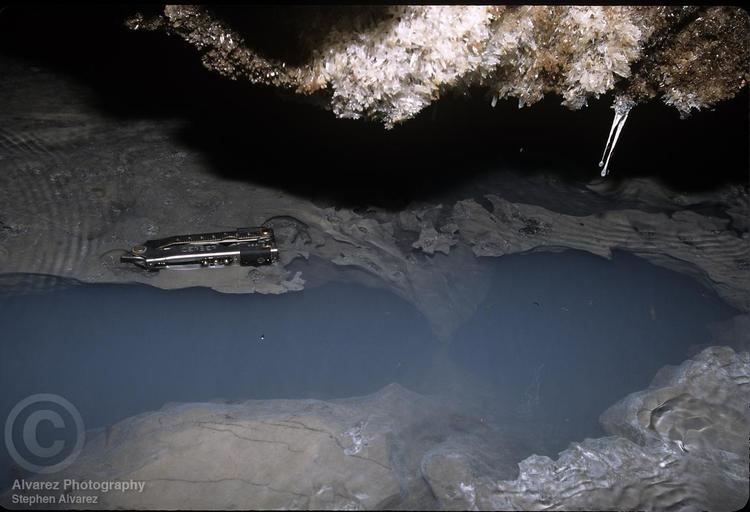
[0,4,747,211]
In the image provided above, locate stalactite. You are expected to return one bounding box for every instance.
[599,101,633,178]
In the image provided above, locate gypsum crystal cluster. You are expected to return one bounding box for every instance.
[127,5,749,129]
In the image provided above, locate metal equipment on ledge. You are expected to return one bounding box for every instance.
[121,227,279,270]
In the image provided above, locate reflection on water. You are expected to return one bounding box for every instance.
[0,249,739,490]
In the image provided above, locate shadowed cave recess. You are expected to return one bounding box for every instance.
[0,5,748,511]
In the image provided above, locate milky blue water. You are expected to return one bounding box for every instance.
[448,250,738,448]
[0,249,739,490]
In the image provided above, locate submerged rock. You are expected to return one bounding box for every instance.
[2,347,746,510]
[479,346,749,511]
[0,384,526,510]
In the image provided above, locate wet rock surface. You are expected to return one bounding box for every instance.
[0,57,747,340]
[2,348,747,510]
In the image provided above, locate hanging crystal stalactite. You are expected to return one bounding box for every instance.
[599,98,634,177]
